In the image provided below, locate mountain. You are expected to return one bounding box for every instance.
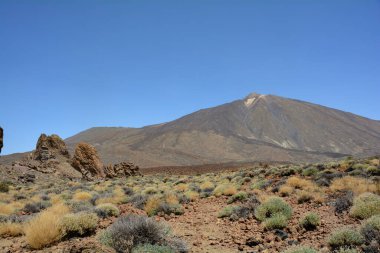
[65,93,380,167]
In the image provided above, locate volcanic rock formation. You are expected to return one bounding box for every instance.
[32,134,70,161]
[71,142,105,180]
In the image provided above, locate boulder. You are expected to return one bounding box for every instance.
[71,142,105,180]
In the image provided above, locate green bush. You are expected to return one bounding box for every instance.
[327,227,364,249]
[60,212,98,237]
[282,246,318,253]
[218,206,239,218]
[350,192,380,219]
[255,197,292,221]
[132,244,175,253]
[361,214,380,244]
[95,203,120,218]
[302,167,319,177]
[263,213,288,230]
[227,192,248,204]
[99,214,170,253]
[299,212,320,230]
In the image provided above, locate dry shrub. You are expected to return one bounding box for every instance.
[165,194,179,205]
[175,184,188,192]
[286,177,316,190]
[0,203,14,215]
[200,181,214,191]
[279,185,293,197]
[213,184,237,196]
[73,191,92,201]
[330,176,377,195]
[144,196,161,216]
[0,222,24,237]
[24,203,70,249]
[184,191,199,201]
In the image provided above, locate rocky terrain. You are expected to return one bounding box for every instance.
[0,154,379,253]
[64,93,380,167]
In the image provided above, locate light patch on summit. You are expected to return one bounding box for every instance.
[244,97,256,107]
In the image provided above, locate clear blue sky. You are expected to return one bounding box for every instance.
[1,0,379,155]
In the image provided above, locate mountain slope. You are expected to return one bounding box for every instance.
[65,93,380,167]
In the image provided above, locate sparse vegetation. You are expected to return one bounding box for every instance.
[299,212,320,230]
[327,227,364,249]
[24,203,70,249]
[350,192,380,219]
[95,203,120,218]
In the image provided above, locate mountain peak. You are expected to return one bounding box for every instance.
[243,92,266,107]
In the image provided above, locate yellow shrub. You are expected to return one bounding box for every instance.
[144,196,161,216]
[0,222,24,237]
[330,176,377,195]
[286,177,315,190]
[200,181,214,191]
[185,191,199,201]
[213,184,237,196]
[165,194,179,205]
[95,195,124,205]
[50,194,63,205]
[223,185,238,196]
[175,184,188,192]
[73,192,92,201]
[279,185,293,196]
[0,204,14,215]
[24,204,69,249]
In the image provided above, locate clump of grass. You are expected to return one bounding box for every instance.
[279,185,293,197]
[263,213,288,230]
[327,227,364,249]
[255,197,292,230]
[174,184,188,192]
[213,184,237,197]
[73,191,92,202]
[360,214,380,244]
[95,203,120,218]
[24,203,70,249]
[59,212,98,238]
[286,177,315,190]
[255,197,292,221]
[297,191,314,204]
[200,181,214,192]
[350,192,380,219]
[0,203,15,216]
[227,192,248,204]
[299,212,320,230]
[217,206,239,218]
[144,195,183,217]
[184,191,199,202]
[330,176,377,195]
[282,245,318,253]
[0,222,24,237]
